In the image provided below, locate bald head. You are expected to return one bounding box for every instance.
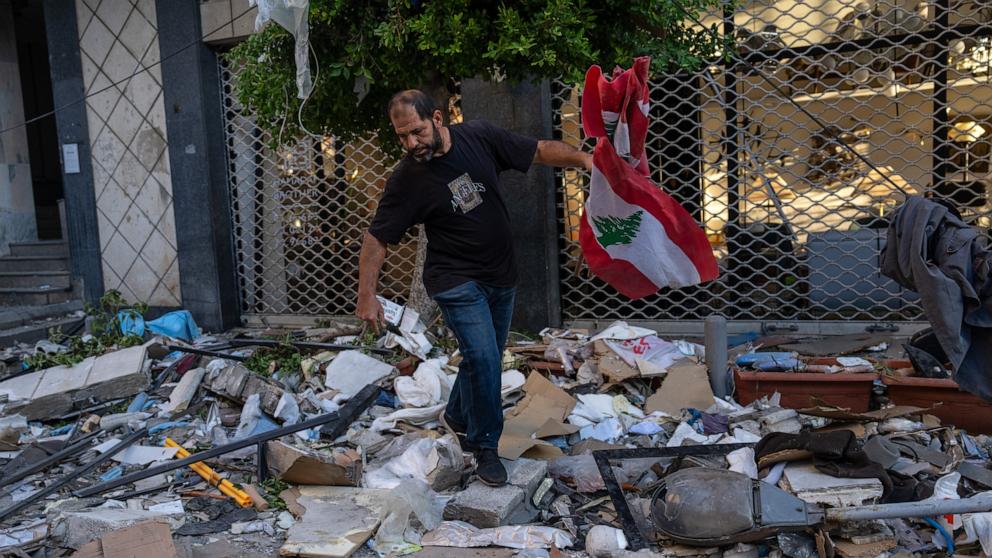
[388,89,438,121]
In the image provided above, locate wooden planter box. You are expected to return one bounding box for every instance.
[734,368,877,412]
[882,374,992,434]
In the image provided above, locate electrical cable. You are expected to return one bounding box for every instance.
[667,0,913,197]
[0,5,258,137]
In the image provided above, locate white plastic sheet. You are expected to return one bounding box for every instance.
[371,403,446,432]
[395,358,452,408]
[587,320,656,343]
[605,336,684,368]
[251,0,312,99]
[962,506,992,555]
[373,479,444,555]
[727,447,758,479]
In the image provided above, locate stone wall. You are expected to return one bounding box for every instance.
[74,0,180,306]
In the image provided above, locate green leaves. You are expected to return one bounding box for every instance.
[227,0,728,148]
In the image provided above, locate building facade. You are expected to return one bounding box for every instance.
[3,0,989,335]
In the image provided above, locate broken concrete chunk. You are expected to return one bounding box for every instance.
[0,343,151,420]
[206,363,286,416]
[443,481,526,528]
[324,350,395,397]
[266,440,362,486]
[280,486,390,558]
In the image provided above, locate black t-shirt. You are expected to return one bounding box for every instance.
[368,120,538,296]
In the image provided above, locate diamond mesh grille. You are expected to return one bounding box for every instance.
[554,0,992,324]
[219,59,420,317]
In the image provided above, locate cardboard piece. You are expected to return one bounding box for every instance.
[833,538,896,558]
[498,372,576,460]
[598,353,639,382]
[266,440,362,486]
[645,362,713,417]
[73,521,179,558]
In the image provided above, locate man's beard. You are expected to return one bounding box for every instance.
[409,123,443,162]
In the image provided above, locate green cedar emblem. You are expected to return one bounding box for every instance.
[593,211,643,247]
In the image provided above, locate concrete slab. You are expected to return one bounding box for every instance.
[280,486,390,558]
[32,358,93,399]
[443,482,525,528]
[505,458,548,499]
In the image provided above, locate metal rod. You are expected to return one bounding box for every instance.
[74,384,380,498]
[0,427,148,522]
[227,338,392,355]
[166,345,246,362]
[826,494,992,522]
[0,429,103,489]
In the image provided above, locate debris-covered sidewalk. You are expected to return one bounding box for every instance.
[0,295,991,558]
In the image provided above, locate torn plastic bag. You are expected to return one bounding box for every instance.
[961,507,992,556]
[364,435,461,491]
[605,335,683,368]
[587,320,656,343]
[371,403,446,432]
[421,520,573,550]
[233,394,278,440]
[118,309,201,341]
[924,472,963,548]
[395,358,453,408]
[727,447,758,479]
[373,479,444,555]
[549,454,612,492]
[250,0,312,98]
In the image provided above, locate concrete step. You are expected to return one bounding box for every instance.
[0,271,72,289]
[0,256,70,272]
[8,240,68,258]
[0,314,86,347]
[0,300,85,330]
[0,287,74,306]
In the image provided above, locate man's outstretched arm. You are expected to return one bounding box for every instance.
[356,230,388,330]
[534,140,593,171]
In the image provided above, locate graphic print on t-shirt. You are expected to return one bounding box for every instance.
[447,173,487,213]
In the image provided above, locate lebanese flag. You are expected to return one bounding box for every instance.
[579,57,719,299]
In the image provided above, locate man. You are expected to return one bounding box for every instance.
[356,89,591,485]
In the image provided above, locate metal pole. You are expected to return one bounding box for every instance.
[705,314,729,398]
[826,494,992,522]
[226,338,392,355]
[0,429,103,489]
[0,427,148,521]
[74,383,380,498]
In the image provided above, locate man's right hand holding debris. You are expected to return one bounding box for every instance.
[356,231,387,332]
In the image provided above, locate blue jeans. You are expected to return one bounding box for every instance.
[433,281,516,450]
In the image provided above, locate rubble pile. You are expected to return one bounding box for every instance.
[0,303,990,558]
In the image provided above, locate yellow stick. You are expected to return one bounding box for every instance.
[164,438,253,508]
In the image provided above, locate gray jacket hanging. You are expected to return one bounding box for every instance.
[881,196,992,400]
